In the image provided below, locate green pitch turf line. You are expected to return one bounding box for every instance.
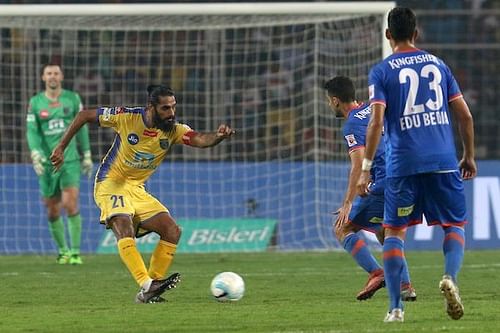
[0,250,498,333]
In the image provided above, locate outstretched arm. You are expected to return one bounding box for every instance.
[449,97,476,179]
[188,124,235,148]
[50,109,97,170]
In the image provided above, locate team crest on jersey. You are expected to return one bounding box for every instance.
[344,134,357,147]
[159,139,170,150]
[40,110,49,119]
[127,133,139,145]
[63,107,71,115]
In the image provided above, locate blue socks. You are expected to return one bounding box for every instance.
[343,233,381,274]
[400,256,411,285]
[443,226,465,282]
[383,237,405,310]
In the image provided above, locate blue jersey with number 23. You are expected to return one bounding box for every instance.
[368,48,463,177]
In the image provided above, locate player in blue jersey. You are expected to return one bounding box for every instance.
[357,7,476,322]
[324,76,416,302]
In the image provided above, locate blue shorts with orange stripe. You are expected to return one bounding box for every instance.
[348,193,384,234]
[384,171,467,230]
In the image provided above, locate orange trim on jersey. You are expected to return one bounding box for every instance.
[448,93,463,103]
[143,129,158,137]
[370,100,386,107]
[182,130,198,145]
[394,47,421,54]
[383,218,421,230]
[444,232,465,246]
[382,223,410,230]
[427,220,467,227]
[383,248,404,260]
[351,239,366,256]
[348,145,365,154]
[383,219,467,230]
[346,102,366,117]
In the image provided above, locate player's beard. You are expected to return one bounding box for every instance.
[153,112,176,133]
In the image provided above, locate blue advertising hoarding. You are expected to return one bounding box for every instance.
[0,161,499,253]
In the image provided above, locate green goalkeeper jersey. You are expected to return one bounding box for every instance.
[26,89,90,163]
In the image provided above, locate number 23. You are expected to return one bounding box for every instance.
[399,64,444,115]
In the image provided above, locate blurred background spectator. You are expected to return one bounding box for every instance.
[0,0,498,162]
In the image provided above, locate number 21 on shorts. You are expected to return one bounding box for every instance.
[110,194,125,208]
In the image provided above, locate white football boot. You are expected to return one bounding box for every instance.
[384,308,404,322]
[439,275,464,320]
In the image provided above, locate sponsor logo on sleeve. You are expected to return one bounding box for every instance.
[101,107,112,120]
[369,84,374,100]
[26,114,35,122]
[344,134,357,147]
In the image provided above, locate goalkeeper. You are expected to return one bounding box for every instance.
[26,63,93,265]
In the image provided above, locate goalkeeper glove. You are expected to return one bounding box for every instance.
[30,150,47,176]
[81,151,94,178]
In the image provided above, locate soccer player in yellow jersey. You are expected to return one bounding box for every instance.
[51,85,234,303]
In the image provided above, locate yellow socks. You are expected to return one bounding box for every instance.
[117,237,150,287]
[148,240,177,280]
[117,237,177,285]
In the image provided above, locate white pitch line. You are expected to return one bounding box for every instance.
[1,262,498,278]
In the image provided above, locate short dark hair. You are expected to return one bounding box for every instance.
[41,63,62,75]
[147,84,175,106]
[323,76,355,102]
[388,7,417,42]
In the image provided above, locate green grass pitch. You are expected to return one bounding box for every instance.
[1,250,498,332]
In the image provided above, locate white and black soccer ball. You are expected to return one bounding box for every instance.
[210,272,245,302]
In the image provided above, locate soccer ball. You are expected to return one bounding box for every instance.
[210,271,245,302]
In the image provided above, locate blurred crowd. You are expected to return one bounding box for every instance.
[0,0,499,162]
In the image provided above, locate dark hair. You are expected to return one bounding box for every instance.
[147,84,175,106]
[323,76,355,102]
[388,7,417,42]
[41,63,62,75]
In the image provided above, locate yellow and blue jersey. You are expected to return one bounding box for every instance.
[95,106,192,185]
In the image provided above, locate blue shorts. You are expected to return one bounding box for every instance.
[348,193,384,234]
[384,171,467,230]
